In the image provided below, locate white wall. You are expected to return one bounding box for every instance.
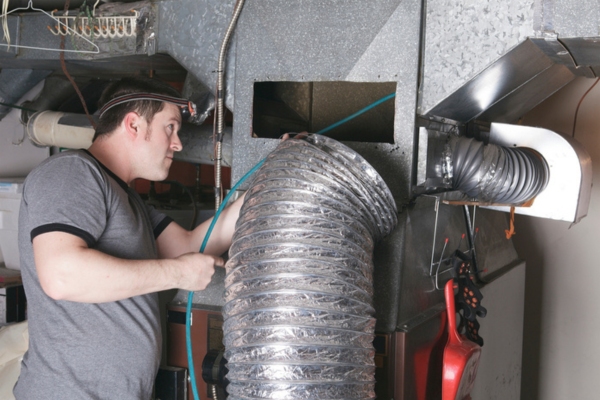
[517,77,600,400]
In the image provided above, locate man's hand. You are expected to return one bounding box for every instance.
[174,252,224,291]
[281,132,308,141]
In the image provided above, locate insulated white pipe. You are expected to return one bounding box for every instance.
[27,111,94,149]
[25,110,232,166]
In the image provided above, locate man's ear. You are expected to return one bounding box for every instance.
[122,112,143,139]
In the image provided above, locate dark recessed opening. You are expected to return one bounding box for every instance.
[252,81,396,143]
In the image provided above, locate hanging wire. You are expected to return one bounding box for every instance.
[0,0,100,53]
[186,158,265,400]
[0,101,37,112]
[59,0,96,129]
[49,9,138,39]
[572,77,600,138]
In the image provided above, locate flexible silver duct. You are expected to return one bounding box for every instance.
[223,134,397,399]
[448,136,550,204]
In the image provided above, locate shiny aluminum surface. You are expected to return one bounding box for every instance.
[223,135,397,399]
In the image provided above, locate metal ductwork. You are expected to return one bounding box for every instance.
[0,1,187,114]
[420,1,600,123]
[483,123,592,223]
[2,0,598,398]
[224,0,599,206]
[2,0,88,11]
[2,1,600,135]
[415,131,551,205]
[223,135,397,399]
[19,76,96,125]
[0,69,51,122]
[212,2,595,397]
[447,136,549,205]
[158,0,237,114]
[416,121,592,223]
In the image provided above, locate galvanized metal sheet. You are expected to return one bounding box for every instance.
[420,0,536,115]
[230,0,421,205]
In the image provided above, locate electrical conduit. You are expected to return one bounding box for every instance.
[214,0,247,211]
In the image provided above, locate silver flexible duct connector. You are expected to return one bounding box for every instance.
[223,134,397,400]
[447,136,550,204]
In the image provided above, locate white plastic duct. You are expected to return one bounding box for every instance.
[25,110,232,166]
[27,111,94,149]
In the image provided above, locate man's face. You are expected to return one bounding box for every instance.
[135,103,182,181]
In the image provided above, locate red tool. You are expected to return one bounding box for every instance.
[442,279,481,400]
[414,310,447,400]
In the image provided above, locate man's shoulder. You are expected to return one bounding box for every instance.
[29,150,99,177]
[24,150,105,195]
[43,148,95,165]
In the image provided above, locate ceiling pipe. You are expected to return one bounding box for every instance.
[3,0,88,10]
[19,76,90,125]
[26,110,232,166]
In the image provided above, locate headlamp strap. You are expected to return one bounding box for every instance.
[99,93,197,119]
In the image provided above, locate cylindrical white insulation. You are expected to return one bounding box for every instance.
[25,110,232,166]
[223,134,397,400]
[27,111,94,149]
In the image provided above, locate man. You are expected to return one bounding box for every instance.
[14,77,243,399]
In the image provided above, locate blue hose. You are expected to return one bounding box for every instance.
[186,159,265,400]
[184,91,395,400]
[315,92,395,135]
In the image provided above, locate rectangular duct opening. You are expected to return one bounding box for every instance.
[252,81,396,143]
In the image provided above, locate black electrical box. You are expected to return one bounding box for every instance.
[0,285,26,324]
[154,366,188,400]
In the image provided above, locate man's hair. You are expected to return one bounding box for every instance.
[93,77,182,141]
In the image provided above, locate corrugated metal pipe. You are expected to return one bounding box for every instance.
[447,136,549,204]
[223,134,397,399]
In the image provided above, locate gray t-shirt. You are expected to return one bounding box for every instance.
[14,150,173,400]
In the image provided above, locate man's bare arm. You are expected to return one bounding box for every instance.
[33,231,222,303]
[156,192,246,259]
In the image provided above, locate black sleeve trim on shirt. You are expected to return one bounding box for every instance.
[31,223,97,247]
[154,216,174,239]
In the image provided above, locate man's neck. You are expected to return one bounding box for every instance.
[87,137,134,184]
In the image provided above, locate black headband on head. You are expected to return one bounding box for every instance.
[98,93,198,121]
